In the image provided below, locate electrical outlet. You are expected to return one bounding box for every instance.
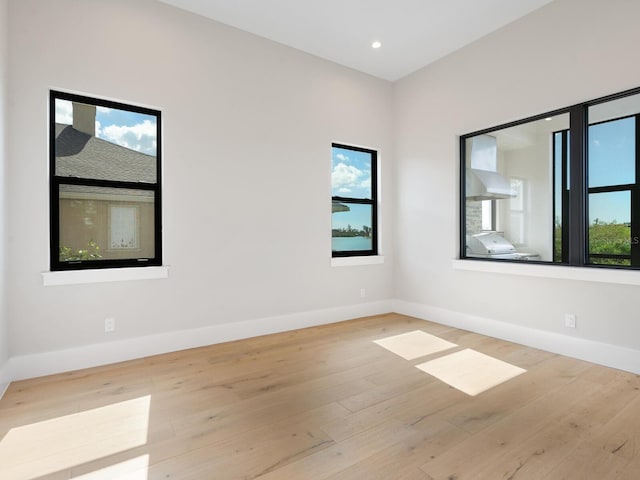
[360,288,366,298]
[105,317,115,333]
[565,313,576,329]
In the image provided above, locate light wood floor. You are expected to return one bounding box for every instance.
[1,313,640,479]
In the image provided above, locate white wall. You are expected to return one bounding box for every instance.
[0,0,9,394]
[394,0,640,360]
[6,0,394,376]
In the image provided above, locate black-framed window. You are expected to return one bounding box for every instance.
[50,90,162,271]
[461,85,640,270]
[331,143,377,257]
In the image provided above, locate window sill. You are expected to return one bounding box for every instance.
[452,258,640,286]
[331,255,384,267]
[42,265,169,286]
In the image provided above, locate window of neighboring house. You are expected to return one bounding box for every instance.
[50,90,162,270]
[331,143,377,257]
[462,85,640,270]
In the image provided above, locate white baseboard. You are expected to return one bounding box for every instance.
[7,298,638,386]
[392,299,640,375]
[0,359,10,399]
[9,300,393,382]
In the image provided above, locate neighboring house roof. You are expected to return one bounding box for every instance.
[55,123,156,183]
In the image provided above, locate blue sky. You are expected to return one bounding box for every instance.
[588,117,635,223]
[331,146,373,230]
[55,99,157,156]
[555,120,634,225]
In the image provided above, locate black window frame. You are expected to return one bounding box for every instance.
[552,129,570,263]
[331,143,378,257]
[460,85,640,270]
[584,113,639,266]
[49,90,162,271]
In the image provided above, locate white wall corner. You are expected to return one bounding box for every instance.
[10,300,393,381]
[0,360,10,400]
[392,299,640,375]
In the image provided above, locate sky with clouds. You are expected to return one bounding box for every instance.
[55,99,157,156]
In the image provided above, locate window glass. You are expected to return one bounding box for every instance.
[58,185,155,261]
[588,117,635,188]
[54,99,157,182]
[331,202,373,252]
[588,191,631,265]
[586,92,640,267]
[331,146,372,199]
[51,91,161,270]
[463,87,640,269]
[464,113,569,262]
[331,144,377,256]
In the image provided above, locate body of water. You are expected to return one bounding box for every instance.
[332,236,372,251]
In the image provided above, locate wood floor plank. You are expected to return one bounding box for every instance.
[1,313,639,480]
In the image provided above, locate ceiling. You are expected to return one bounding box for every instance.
[158,0,554,81]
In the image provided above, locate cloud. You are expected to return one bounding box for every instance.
[97,106,112,114]
[55,99,73,124]
[335,153,348,163]
[99,120,157,156]
[332,162,364,189]
[338,187,352,194]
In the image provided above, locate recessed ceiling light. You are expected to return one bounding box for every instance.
[545,117,553,121]
[371,41,382,49]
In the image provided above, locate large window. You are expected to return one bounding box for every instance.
[50,91,161,270]
[461,86,640,270]
[331,143,377,257]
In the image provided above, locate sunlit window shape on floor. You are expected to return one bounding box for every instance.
[0,395,150,480]
[74,454,149,480]
[373,330,457,360]
[415,348,526,396]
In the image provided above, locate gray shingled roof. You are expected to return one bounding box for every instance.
[55,124,156,183]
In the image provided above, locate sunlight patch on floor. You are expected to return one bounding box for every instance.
[0,395,150,480]
[416,348,527,396]
[373,330,457,360]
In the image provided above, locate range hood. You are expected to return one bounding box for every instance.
[465,134,515,201]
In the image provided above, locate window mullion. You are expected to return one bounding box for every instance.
[568,104,587,266]
[632,115,640,266]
